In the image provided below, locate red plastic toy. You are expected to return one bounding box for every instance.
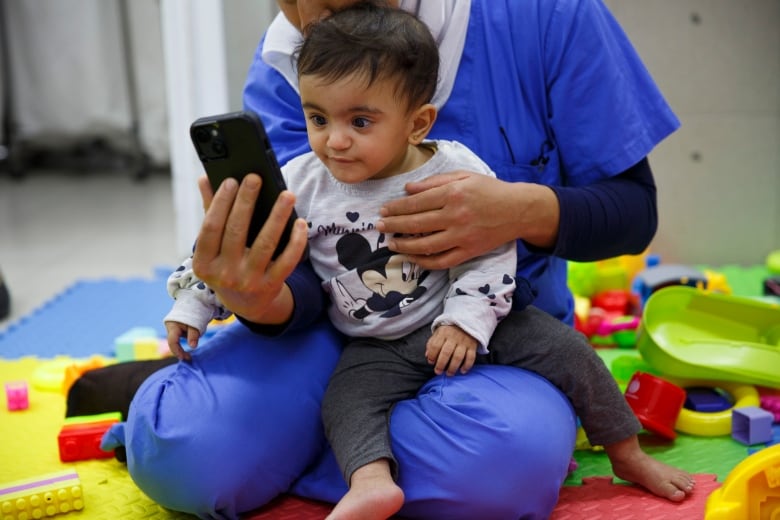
[57,413,121,462]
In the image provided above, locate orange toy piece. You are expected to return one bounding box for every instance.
[705,443,780,519]
[60,356,107,395]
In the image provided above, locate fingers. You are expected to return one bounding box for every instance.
[378,188,445,226]
[386,229,451,256]
[197,175,214,212]
[223,174,262,256]
[247,190,297,264]
[165,323,191,361]
[396,171,467,196]
[266,217,310,280]
[459,349,477,374]
[435,341,466,376]
[378,171,470,221]
[379,208,447,239]
[194,174,263,275]
[195,176,239,266]
[426,328,478,376]
[186,327,201,349]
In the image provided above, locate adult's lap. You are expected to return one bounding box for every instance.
[111,321,576,519]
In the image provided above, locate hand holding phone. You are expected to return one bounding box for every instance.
[190,110,298,258]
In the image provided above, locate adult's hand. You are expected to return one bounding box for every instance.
[377,171,560,270]
[191,173,309,325]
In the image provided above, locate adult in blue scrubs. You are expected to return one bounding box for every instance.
[106,1,679,518]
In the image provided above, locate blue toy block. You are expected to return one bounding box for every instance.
[684,387,732,412]
[732,406,774,445]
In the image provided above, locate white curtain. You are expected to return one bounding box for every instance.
[0,0,169,164]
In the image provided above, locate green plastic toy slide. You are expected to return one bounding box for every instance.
[637,286,780,388]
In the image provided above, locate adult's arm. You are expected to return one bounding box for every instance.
[243,34,310,166]
[546,157,657,261]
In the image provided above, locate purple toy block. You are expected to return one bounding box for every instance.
[732,406,773,445]
[684,387,732,412]
[5,380,29,411]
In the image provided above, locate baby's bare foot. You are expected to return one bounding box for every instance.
[326,461,404,520]
[606,437,695,501]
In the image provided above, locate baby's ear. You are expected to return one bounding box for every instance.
[409,103,437,144]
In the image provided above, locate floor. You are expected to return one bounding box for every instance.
[0,167,181,332]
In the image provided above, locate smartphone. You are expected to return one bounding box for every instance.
[190,110,297,257]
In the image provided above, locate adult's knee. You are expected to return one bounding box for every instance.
[118,321,343,517]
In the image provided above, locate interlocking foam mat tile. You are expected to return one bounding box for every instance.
[1,270,777,519]
[551,474,722,519]
[3,354,767,520]
[0,272,172,359]
[0,357,191,519]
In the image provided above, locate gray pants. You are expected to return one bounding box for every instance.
[321,306,642,483]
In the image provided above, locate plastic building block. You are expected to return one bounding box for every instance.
[761,395,780,422]
[671,378,760,437]
[60,356,108,396]
[57,412,121,462]
[684,387,732,413]
[592,289,633,315]
[0,469,84,519]
[765,277,780,297]
[624,372,686,440]
[4,381,28,411]
[705,443,780,519]
[63,411,122,426]
[632,264,707,305]
[767,249,780,275]
[638,287,780,389]
[732,406,774,445]
[31,358,79,393]
[114,326,163,361]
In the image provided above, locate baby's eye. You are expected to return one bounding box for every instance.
[352,117,371,129]
[309,115,327,127]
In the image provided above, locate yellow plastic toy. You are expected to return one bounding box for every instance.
[705,443,780,519]
[667,378,760,437]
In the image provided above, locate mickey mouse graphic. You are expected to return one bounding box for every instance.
[331,232,430,320]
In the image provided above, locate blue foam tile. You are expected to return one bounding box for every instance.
[0,272,173,359]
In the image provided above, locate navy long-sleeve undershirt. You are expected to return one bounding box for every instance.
[548,158,657,262]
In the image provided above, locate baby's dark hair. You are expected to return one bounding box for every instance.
[295,2,439,111]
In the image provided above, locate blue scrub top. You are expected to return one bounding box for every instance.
[242,0,680,325]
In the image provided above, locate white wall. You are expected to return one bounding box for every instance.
[160,0,278,255]
[223,1,279,112]
[2,1,778,266]
[163,0,780,266]
[605,0,780,266]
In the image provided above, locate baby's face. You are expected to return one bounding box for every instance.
[276,0,400,32]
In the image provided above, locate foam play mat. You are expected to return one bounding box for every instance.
[1,269,779,519]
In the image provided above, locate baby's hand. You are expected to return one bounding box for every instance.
[164,321,200,361]
[425,325,478,376]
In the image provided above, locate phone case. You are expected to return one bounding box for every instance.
[190,111,297,256]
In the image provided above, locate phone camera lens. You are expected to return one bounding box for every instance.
[195,128,211,143]
[211,139,227,156]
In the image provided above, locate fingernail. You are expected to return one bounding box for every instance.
[222,178,238,192]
